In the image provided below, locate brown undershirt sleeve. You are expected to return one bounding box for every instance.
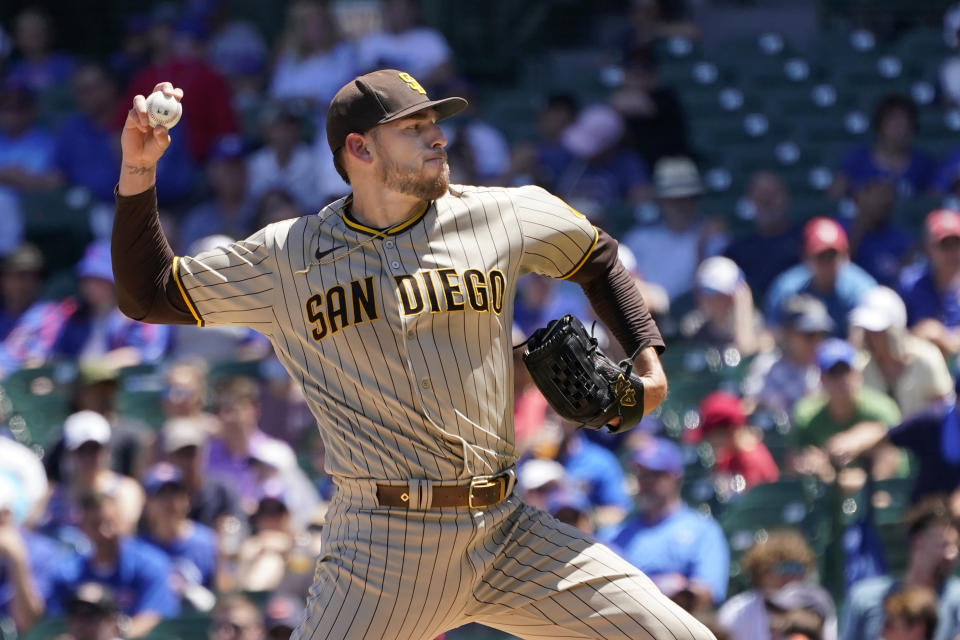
[567,227,665,356]
[112,186,197,325]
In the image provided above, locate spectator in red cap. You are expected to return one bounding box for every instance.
[899,209,960,357]
[766,217,877,336]
[697,391,779,491]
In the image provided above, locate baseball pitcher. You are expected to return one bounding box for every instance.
[112,71,717,640]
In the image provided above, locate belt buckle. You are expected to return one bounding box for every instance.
[468,475,505,509]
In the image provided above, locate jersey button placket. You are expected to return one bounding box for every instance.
[382,236,403,272]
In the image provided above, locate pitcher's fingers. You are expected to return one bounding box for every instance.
[152,81,174,95]
[127,107,149,134]
[132,94,150,129]
[165,86,184,101]
[153,125,171,149]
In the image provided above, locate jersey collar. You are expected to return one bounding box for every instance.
[339,196,431,237]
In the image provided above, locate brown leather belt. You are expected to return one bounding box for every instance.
[376,474,511,509]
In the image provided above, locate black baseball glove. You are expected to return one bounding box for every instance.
[520,314,646,433]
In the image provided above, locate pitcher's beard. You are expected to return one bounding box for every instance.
[381,159,450,200]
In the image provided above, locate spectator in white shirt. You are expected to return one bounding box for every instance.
[269,1,358,111]
[247,101,323,213]
[357,0,453,86]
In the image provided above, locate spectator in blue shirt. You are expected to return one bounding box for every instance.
[900,209,960,357]
[830,94,936,200]
[887,398,960,504]
[0,473,57,635]
[137,463,217,593]
[841,496,960,640]
[766,217,877,335]
[723,171,803,300]
[4,8,75,95]
[0,83,60,256]
[52,62,194,206]
[57,240,171,365]
[531,420,633,527]
[0,240,172,378]
[542,102,649,222]
[49,491,179,638]
[843,177,913,288]
[160,416,241,532]
[178,135,256,252]
[598,437,729,610]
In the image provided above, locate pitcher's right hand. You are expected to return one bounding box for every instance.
[121,81,183,169]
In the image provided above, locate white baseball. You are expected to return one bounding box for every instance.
[145,90,182,129]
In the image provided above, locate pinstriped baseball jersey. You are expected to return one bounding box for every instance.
[174,184,597,482]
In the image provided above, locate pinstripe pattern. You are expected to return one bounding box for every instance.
[176,184,715,639]
[294,482,715,640]
[175,184,597,482]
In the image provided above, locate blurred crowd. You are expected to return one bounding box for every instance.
[5,0,960,639]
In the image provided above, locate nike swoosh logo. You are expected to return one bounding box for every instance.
[315,245,344,260]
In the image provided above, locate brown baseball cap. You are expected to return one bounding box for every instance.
[326,69,467,154]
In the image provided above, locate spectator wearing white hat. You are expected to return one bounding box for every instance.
[678,256,772,356]
[42,411,144,537]
[623,156,728,301]
[851,286,954,419]
[248,436,320,532]
[160,416,240,532]
[0,432,47,523]
[542,102,650,220]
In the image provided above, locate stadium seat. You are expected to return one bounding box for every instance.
[22,615,67,639]
[520,48,618,103]
[755,416,794,468]
[841,476,915,576]
[893,195,942,237]
[720,476,834,594]
[4,363,76,448]
[21,188,94,274]
[142,612,213,640]
[481,89,541,142]
[895,25,952,60]
[209,359,265,388]
[115,363,167,430]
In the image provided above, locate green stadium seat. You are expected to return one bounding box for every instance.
[841,476,915,575]
[209,359,265,389]
[481,90,540,142]
[720,476,834,594]
[790,192,838,221]
[36,85,75,129]
[21,188,94,274]
[520,48,618,103]
[753,412,794,467]
[22,615,67,639]
[917,109,957,140]
[115,362,167,430]
[893,195,942,236]
[895,25,953,60]
[142,612,213,640]
[915,134,959,163]
[4,362,76,448]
